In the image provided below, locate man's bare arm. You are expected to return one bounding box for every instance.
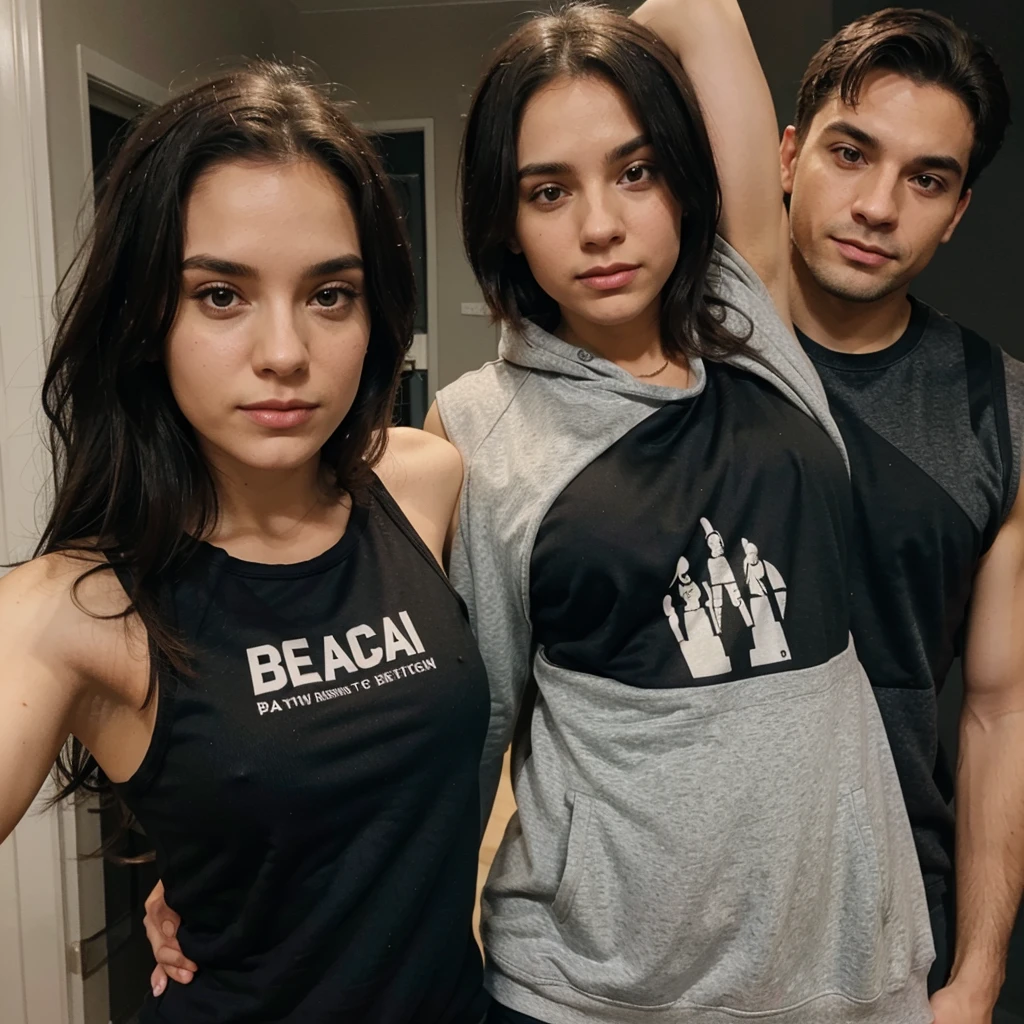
[936,482,1024,1020]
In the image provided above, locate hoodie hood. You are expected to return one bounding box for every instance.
[497,237,847,470]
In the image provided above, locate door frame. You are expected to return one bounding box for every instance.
[361,117,440,401]
[69,49,167,1024]
[77,45,168,199]
[0,2,77,1024]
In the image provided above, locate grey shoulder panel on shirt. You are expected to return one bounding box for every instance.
[1002,348,1024,516]
[709,237,849,473]
[435,358,529,458]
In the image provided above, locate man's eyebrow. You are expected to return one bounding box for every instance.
[822,120,878,148]
[822,120,964,178]
[912,154,965,178]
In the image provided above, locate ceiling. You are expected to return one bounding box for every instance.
[290,0,524,12]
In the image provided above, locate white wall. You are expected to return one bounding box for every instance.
[42,0,286,274]
[1,0,70,1018]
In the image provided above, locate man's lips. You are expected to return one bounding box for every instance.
[577,264,640,291]
[832,238,897,268]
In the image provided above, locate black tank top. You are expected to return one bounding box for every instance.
[114,478,491,1024]
[796,300,1022,901]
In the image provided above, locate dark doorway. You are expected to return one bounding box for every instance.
[371,129,429,428]
[88,82,146,200]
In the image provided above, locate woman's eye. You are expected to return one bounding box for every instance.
[205,287,235,308]
[312,287,357,309]
[533,185,564,204]
[622,163,651,184]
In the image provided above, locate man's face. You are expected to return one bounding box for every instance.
[781,70,974,304]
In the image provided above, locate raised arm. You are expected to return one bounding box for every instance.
[936,486,1024,1021]
[632,0,788,308]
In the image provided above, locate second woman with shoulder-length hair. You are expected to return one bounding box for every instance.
[435,3,934,1022]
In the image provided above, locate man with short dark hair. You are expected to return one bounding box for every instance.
[782,9,1024,1022]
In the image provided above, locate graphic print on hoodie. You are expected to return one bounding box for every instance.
[530,366,852,688]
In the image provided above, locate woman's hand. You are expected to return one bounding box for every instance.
[143,881,197,995]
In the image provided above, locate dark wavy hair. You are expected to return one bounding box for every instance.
[38,61,414,820]
[460,2,749,363]
[795,8,1010,192]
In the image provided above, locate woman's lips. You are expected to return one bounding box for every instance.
[577,266,640,291]
[240,405,316,428]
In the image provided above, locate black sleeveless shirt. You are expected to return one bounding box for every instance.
[115,479,491,1023]
[796,299,1023,902]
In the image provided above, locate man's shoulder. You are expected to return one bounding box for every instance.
[999,345,1024,409]
[937,310,1024,415]
[913,301,1019,393]
[998,346,1024,513]
[936,309,1024,514]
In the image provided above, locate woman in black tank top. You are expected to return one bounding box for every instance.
[0,63,489,1024]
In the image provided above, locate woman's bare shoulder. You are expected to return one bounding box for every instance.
[374,428,463,563]
[0,550,133,666]
[377,427,462,502]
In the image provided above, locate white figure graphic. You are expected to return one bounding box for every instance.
[742,537,791,667]
[662,556,732,678]
[699,517,753,634]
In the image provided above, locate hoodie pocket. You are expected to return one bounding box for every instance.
[526,784,899,1010]
[828,787,889,1002]
[849,787,886,918]
[552,791,593,922]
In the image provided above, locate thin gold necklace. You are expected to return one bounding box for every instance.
[636,358,670,379]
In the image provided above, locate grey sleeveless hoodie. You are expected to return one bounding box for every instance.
[436,239,934,1024]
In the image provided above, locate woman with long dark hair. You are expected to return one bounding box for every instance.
[0,62,490,1024]
[429,1,935,1021]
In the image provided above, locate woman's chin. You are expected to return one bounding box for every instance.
[564,295,658,331]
